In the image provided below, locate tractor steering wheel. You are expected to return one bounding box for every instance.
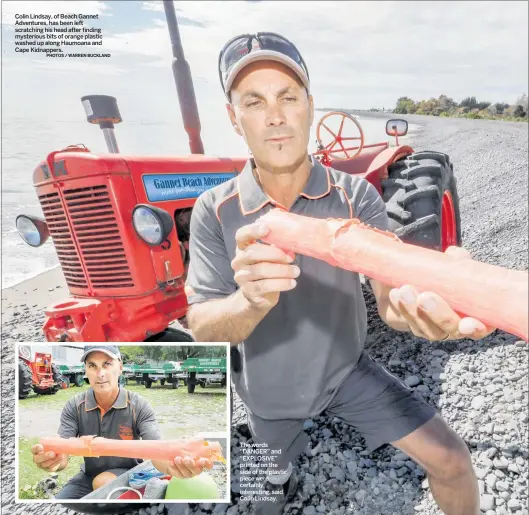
[315,111,365,162]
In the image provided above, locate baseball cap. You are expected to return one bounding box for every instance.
[81,345,121,363]
[218,32,310,100]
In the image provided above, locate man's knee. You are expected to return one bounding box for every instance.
[425,430,473,481]
[92,471,118,491]
[394,415,474,482]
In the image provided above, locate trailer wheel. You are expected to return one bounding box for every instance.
[381,151,462,251]
[145,379,152,389]
[172,380,178,389]
[160,379,166,386]
[187,383,196,394]
[18,361,33,399]
[74,374,85,387]
[144,327,195,342]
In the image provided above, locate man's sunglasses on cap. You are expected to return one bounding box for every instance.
[218,32,310,97]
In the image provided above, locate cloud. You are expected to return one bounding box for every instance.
[1,0,527,126]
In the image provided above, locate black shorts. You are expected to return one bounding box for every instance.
[55,468,129,500]
[246,350,437,470]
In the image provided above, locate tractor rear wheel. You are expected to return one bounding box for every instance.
[381,151,462,250]
[18,361,33,399]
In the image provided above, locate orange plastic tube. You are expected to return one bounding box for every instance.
[258,209,528,342]
[39,435,226,464]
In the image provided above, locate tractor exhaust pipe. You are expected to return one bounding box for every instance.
[163,0,205,154]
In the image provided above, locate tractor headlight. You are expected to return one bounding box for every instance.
[132,205,174,246]
[16,215,49,247]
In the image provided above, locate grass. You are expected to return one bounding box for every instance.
[18,436,84,500]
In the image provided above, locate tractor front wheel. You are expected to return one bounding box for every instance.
[144,327,195,342]
[382,151,462,250]
[33,386,56,395]
[18,361,33,399]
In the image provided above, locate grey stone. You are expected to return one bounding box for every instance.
[507,499,522,510]
[475,467,489,480]
[485,474,497,488]
[471,396,486,409]
[480,494,495,511]
[166,505,188,515]
[494,457,509,469]
[393,452,408,462]
[496,480,509,491]
[303,507,317,515]
[303,419,314,431]
[508,463,520,474]
[321,428,333,439]
[405,375,420,387]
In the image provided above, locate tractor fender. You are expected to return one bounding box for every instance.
[364,145,414,195]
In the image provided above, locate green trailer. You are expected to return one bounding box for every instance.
[182,357,227,394]
[58,364,86,387]
[125,361,185,389]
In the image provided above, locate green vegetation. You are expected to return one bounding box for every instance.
[393,93,528,121]
[18,437,84,500]
[119,345,226,365]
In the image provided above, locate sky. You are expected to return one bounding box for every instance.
[1,0,528,149]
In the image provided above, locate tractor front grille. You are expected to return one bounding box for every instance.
[39,192,87,288]
[64,185,134,289]
[39,185,134,291]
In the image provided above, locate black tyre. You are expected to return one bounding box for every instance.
[145,379,152,389]
[33,386,56,395]
[75,374,85,387]
[187,383,196,394]
[18,361,33,399]
[381,151,462,250]
[172,380,178,389]
[144,327,195,342]
[160,379,166,386]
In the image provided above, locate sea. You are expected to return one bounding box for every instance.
[1,111,420,289]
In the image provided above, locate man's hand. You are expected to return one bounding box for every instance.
[165,457,213,479]
[385,246,496,341]
[232,222,300,311]
[31,443,67,472]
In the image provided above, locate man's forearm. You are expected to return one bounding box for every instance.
[187,291,270,344]
[152,459,172,475]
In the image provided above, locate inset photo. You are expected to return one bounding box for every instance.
[16,343,230,505]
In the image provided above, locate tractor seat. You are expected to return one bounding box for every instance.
[327,144,388,176]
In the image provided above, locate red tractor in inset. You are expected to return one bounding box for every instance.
[18,346,69,399]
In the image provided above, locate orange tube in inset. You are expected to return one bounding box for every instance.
[258,209,528,342]
[39,435,226,464]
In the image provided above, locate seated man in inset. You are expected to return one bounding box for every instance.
[31,345,211,499]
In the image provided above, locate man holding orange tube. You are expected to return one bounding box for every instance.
[30,345,212,499]
[185,33,495,515]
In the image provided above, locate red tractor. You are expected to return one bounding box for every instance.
[18,346,69,399]
[15,2,461,344]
